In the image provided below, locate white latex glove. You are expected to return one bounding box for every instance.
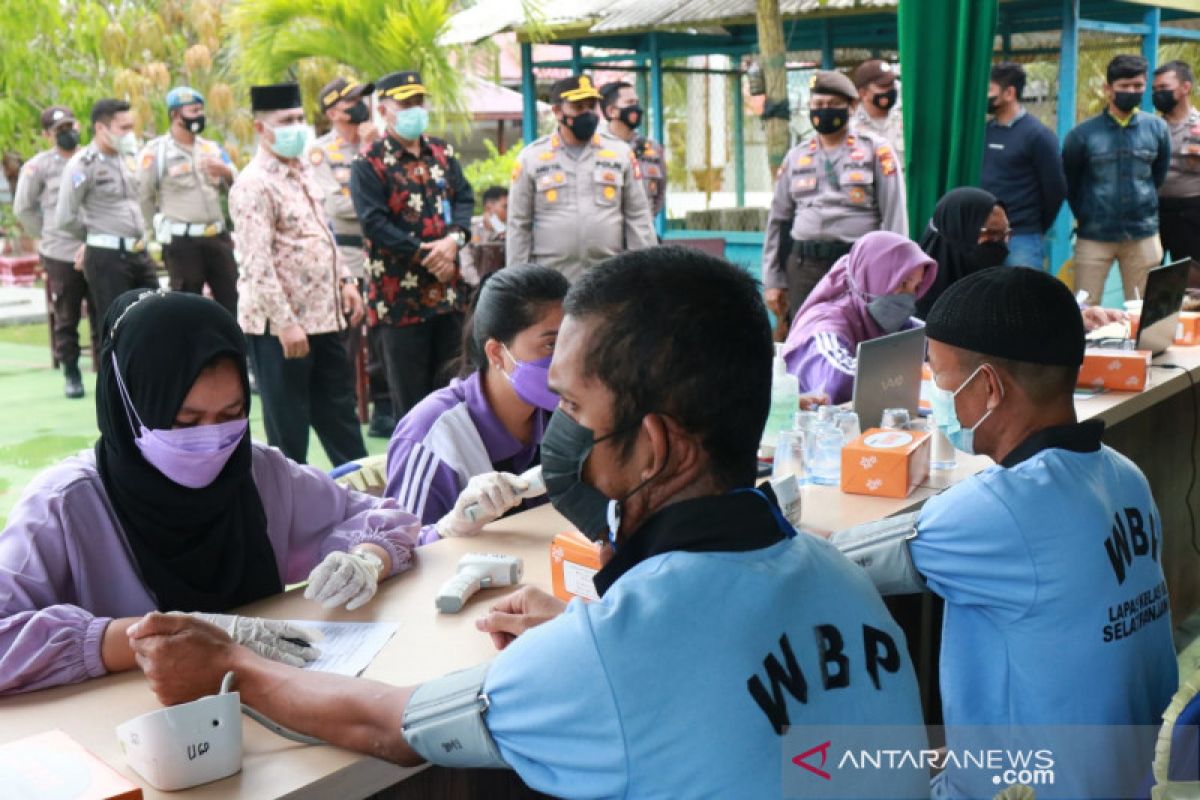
[435,471,527,538]
[181,612,321,668]
[303,550,384,611]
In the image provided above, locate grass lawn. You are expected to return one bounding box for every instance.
[0,322,387,528]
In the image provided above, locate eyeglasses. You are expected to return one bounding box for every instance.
[979,226,1013,243]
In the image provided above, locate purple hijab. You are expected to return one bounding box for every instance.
[782,231,937,370]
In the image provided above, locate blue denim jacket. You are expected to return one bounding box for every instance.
[1062,109,1171,242]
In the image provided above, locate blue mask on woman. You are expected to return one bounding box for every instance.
[928,364,1001,455]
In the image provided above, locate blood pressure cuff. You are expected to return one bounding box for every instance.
[401,662,510,769]
[829,511,926,595]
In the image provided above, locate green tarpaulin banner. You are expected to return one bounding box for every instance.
[898,0,998,240]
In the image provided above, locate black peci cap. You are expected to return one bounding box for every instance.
[925,267,1086,367]
[250,83,303,113]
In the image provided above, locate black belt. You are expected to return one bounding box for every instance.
[335,234,364,248]
[1160,195,1200,212]
[793,240,852,260]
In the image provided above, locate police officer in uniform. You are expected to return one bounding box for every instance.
[599,80,667,221]
[56,98,158,326]
[138,87,238,315]
[507,75,655,282]
[307,76,394,437]
[1152,60,1200,285]
[852,59,905,166]
[131,247,928,798]
[13,106,92,398]
[762,71,907,325]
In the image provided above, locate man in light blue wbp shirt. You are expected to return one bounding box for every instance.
[125,246,928,798]
[839,266,1177,798]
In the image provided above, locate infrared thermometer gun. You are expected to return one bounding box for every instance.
[436,553,524,613]
[463,466,545,524]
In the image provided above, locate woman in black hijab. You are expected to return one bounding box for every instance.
[915,188,1011,318]
[0,290,420,695]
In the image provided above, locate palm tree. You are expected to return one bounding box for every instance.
[755,0,790,174]
[229,0,468,125]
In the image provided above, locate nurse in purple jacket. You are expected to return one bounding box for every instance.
[781,231,937,404]
[385,265,569,542]
[0,290,420,695]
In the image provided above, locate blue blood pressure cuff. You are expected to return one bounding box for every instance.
[829,511,926,595]
[401,662,510,769]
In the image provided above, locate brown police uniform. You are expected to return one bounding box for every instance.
[507,76,655,283]
[762,71,908,318]
[138,131,238,314]
[55,142,158,325]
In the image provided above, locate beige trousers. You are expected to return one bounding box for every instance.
[1073,235,1163,304]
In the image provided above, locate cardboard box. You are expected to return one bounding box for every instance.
[1175,312,1200,346]
[840,428,931,499]
[0,729,142,799]
[1078,348,1151,392]
[550,530,604,603]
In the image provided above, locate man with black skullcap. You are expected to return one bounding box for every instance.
[833,266,1177,797]
[231,82,367,466]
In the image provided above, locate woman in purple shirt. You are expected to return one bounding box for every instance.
[385,265,568,542]
[781,231,937,404]
[0,290,419,695]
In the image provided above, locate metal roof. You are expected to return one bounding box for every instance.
[591,0,897,34]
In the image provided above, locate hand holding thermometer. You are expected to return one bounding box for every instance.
[463,465,545,523]
[436,553,524,613]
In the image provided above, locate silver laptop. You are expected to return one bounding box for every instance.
[852,326,926,430]
[1135,258,1193,356]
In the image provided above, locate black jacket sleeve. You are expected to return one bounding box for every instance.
[349,156,421,263]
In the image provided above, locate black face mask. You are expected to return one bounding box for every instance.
[562,111,600,142]
[986,96,1001,115]
[970,241,1009,269]
[872,88,898,111]
[810,107,850,135]
[181,114,206,135]
[55,128,80,151]
[346,101,370,124]
[1152,89,1179,114]
[1113,90,1143,114]
[618,104,643,129]
[541,409,621,543]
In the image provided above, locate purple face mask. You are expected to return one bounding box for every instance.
[502,345,558,412]
[111,354,248,488]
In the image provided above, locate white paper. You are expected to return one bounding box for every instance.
[283,620,399,677]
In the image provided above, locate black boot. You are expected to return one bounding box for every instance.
[368,409,396,438]
[63,360,84,399]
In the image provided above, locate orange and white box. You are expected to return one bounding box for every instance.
[0,729,142,799]
[1078,348,1151,392]
[550,530,604,602]
[1175,312,1200,346]
[840,428,931,499]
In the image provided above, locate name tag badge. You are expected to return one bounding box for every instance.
[168,162,192,178]
[333,167,351,183]
[792,176,817,193]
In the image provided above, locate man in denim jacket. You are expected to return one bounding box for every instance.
[1063,54,1171,303]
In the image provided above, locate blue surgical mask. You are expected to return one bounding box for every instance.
[393,107,429,141]
[928,364,1001,455]
[268,123,310,159]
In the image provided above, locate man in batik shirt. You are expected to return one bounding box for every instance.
[350,70,474,418]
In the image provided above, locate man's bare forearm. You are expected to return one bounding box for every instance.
[232,650,423,766]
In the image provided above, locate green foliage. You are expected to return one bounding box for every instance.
[463,139,522,213]
[229,0,468,128]
[0,0,254,164]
